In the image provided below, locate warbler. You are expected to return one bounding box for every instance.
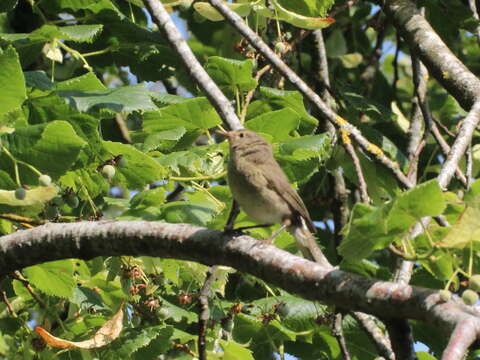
[223,129,329,266]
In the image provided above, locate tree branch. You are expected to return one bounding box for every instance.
[352,312,395,360]
[142,0,242,131]
[384,319,416,360]
[384,0,480,109]
[198,265,218,360]
[2,220,480,340]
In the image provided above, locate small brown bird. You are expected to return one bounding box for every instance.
[223,129,330,267]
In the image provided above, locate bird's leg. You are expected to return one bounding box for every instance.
[234,224,273,232]
[265,218,292,244]
[224,201,273,234]
[223,200,240,233]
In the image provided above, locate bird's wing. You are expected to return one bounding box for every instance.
[262,159,316,233]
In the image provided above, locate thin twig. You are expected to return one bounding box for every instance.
[143,0,242,131]
[0,214,45,225]
[114,114,132,144]
[1,291,16,317]
[11,271,46,309]
[353,312,395,360]
[344,143,369,204]
[239,64,270,123]
[466,143,473,188]
[224,201,240,232]
[198,266,218,360]
[332,312,351,360]
[437,101,480,189]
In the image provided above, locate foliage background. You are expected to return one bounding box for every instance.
[0,0,479,359]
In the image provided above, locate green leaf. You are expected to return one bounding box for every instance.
[339,180,446,261]
[130,188,166,209]
[205,56,257,97]
[102,141,167,188]
[57,85,157,113]
[339,52,363,68]
[158,297,197,323]
[193,2,252,21]
[106,325,173,360]
[338,203,392,261]
[221,340,254,360]
[251,295,327,332]
[438,207,480,249]
[33,24,103,43]
[71,286,107,312]
[325,29,347,57]
[23,260,76,298]
[5,121,86,179]
[270,0,335,29]
[0,46,26,119]
[142,97,221,134]
[57,72,105,91]
[0,186,58,206]
[25,71,56,91]
[161,200,219,226]
[248,87,318,133]
[56,24,103,42]
[387,180,445,233]
[246,108,300,141]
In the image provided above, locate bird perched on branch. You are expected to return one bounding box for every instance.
[222,129,330,267]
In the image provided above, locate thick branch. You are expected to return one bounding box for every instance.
[384,0,480,109]
[1,220,480,336]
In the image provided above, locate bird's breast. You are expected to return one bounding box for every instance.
[228,158,291,224]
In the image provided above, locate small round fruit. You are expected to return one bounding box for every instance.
[438,289,451,302]
[462,289,479,305]
[66,194,79,208]
[102,165,116,180]
[117,157,127,168]
[469,275,480,292]
[38,174,52,186]
[274,42,287,53]
[15,187,26,200]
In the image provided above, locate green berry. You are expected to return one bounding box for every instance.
[438,289,451,302]
[15,187,26,200]
[462,289,479,305]
[66,194,79,208]
[38,174,52,186]
[102,165,116,181]
[469,275,480,292]
[117,157,128,168]
[274,42,287,53]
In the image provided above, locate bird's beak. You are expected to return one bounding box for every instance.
[216,130,231,140]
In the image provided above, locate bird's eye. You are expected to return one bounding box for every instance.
[239,133,244,138]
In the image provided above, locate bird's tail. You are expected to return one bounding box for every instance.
[289,218,332,268]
